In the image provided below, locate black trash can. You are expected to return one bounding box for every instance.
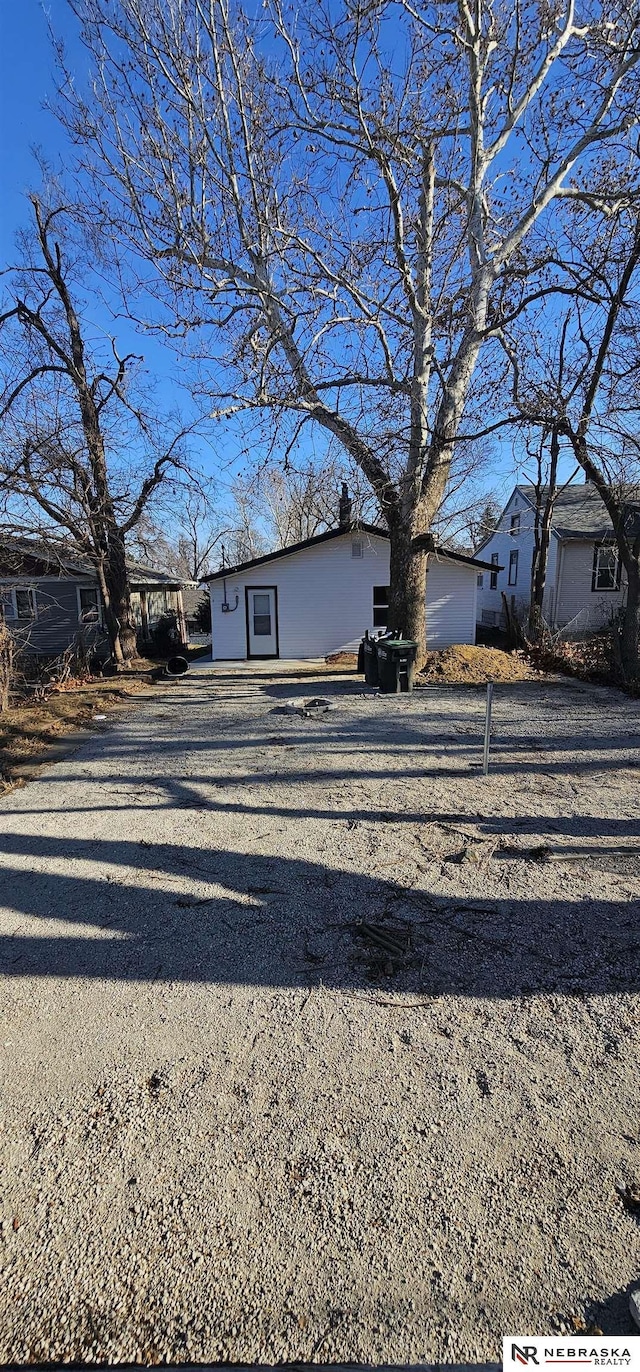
[362,633,380,686]
[376,638,418,694]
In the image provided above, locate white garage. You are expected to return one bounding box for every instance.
[203,522,494,662]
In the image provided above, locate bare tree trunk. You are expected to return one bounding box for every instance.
[620,556,640,681]
[529,428,559,639]
[0,621,14,713]
[387,510,429,662]
[101,534,138,662]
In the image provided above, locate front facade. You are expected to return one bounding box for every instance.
[0,541,187,658]
[476,483,629,633]
[205,524,489,661]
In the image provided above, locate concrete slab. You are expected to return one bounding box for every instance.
[189,656,327,674]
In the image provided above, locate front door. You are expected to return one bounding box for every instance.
[246,586,279,658]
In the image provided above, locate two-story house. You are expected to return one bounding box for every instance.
[475,482,637,633]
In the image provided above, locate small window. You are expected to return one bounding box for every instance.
[592,544,621,592]
[0,588,13,620]
[508,549,519,586]
[477,573,484,588]
[373,584,389,628]
[14,587,37,620]
[252,591,271,635]
[351,539,363,559]
[78,586,101,623]
[510,513,521,537]
[490,553,499,590]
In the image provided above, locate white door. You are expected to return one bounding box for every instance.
[246,586,278,657]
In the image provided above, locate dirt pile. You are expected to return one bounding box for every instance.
[418,643,534,684]
[325,650,358,667]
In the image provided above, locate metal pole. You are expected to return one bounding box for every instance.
[482,682,493,776]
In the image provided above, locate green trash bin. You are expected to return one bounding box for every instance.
[376,638,418,693]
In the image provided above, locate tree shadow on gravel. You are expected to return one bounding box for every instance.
[584,1281,640,1336]
[0,831,638,995]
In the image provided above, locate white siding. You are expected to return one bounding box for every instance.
[555,540,626,631]
[426,557,478,647]
[475,488,559,628]
[209,531,478,659]
[211,531,389,660]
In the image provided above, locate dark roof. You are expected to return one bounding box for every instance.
[125,558,183,589]
[412,537,503,572]
[0,536,183,587]
[203,522,386,580]
[182,584,207,616]
[204,522,500,581]
[517,482,640,540]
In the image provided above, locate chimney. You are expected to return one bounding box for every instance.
[338,482,353,529]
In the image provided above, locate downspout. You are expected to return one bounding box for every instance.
[140,589,149,644]
[553,541,565,629]
[176,589,188,647]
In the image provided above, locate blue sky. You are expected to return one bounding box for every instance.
[0,0,249,497]
[0,1,74,262]
[0,1,570,522]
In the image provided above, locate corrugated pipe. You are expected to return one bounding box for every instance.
[165,655,189,677]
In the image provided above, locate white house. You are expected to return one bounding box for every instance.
[475,482,635,632]
[204,520,495,662]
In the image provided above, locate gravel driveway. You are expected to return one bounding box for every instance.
[1,664,639,1365]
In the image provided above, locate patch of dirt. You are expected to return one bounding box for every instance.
[418,643,535,684]
[0,677,154,790]
[324,651,358,668]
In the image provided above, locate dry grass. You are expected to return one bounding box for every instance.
[0,676,155,790]
[527,630,639,694]
[324,650,359,668]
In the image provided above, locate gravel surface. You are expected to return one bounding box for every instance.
[0,664,639,1365]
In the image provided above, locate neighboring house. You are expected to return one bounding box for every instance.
[0,538,187,658]
[182,583,209,635]
[203,516,496,661]
[475,482,637,632]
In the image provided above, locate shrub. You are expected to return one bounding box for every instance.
[192,593,211,634]
[148,612,181,656]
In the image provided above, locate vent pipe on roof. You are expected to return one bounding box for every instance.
[338,482,353,529]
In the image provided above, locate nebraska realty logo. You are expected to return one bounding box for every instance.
[502,1339,640,1370]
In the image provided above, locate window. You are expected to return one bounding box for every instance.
[2,587,37,620]
[373,584,389,628]
[477,573,484,588]
[78,585,101,624]
[592,544,621,592]
[351,538,363,559]
[252,592,272,636]
[490,553,499,590]
[510,513,521,536]
[0,589,13,620]
[508,549,519,586]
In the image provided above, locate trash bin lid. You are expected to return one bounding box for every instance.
[383,639,418,649]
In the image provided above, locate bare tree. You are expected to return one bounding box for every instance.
[59,0,640,661]
[0,195,190,662]
[229,457,375,551]
[521,426,580,638]
[506,209,640,675]
[131,482,234,581]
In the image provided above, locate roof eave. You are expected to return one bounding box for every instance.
[203,521,389,581]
